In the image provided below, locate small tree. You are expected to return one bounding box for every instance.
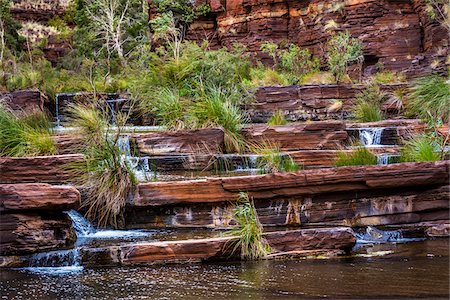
[327,32,363,83]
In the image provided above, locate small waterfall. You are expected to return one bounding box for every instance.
[355,226,419,244]
[55,93,61,128]
[377,154,390,165]
[66,210,95,236]
[66,210,150,239]
[359,128,384,147]
[29,249,81,268]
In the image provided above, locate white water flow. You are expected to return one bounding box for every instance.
[355,226,424,244]
[359,128,384,147]
[377,154,390,165]
[23,211,151,275]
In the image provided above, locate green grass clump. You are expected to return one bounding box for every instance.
[335,147,378,167]
[408,75,450,125]
[0,106,56,157]
[400,134,445,162]
[371,71,406,84]
[67,104,137,228]
[267,110,288,126]
[353,85,387,122]
[251,141,300,173]
[227,192,271,260]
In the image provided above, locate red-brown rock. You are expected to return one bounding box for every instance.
[0,90,44,114]
[0,183,80,212]
[0,154,83,184]
[0,213,76,255]
[133,128,225,156]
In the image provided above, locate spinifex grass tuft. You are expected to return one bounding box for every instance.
[67,104,137,228]
[0,105,56,157]
[353,84,387,122]
[250,141,300,173]
[227,192,271,260]
[335,146,378,167]
[400,134,445,162]
[267,110,288,126]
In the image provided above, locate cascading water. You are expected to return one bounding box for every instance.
[359,128,384,147]
[355,226,423,244]
[377,154,390,165]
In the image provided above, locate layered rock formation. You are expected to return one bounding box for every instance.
[183,0,448,75]
[126,161,449,228]
[81,227,356,266]
[0,90,45,114]
[247,84,408,123]
[0,183,79,255]
[243,121,348,150]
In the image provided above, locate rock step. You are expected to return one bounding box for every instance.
[80,227,356,267]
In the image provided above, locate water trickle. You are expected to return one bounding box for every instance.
[359,128,384,146]
[66,210,95,236]
[355,226,423,244]
[55,94,61,128]
[377,154,390,165]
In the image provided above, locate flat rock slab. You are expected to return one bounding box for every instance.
[134,161,449,207]
[133,128,225,156]
[81,227,356,266]
[0,90,44,114]
[0,154,84,184]
[0,183,80,211]
[243,121,348,150]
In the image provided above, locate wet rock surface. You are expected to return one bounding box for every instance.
[0,183,80,255]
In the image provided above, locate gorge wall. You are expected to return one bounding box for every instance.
[183,0,448,75]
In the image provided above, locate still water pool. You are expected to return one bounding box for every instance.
[1,239,448,299]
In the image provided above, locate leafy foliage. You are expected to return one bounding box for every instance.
[327,32,363,83]
[250,141,300,173]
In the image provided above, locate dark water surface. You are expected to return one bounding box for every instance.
[1,239,448,299]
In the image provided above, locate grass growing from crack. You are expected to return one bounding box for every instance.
[67,103,137,228]
[400,133,446,162]
[227,192,271,260]
[335,146,378,167]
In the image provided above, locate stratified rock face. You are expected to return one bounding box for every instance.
[0,155,84,184]
[134,128,225,156]
[0,90,44,114]
[81,227,356,266]
[0,213,76,255]
[0,183,80,255]
[127,161,449,228]
[247,84,408,123]
[243,121,348,150]
[182,0,449,75]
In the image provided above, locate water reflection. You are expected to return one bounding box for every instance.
[1,239,448,299]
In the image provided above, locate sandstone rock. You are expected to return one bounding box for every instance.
[0,154,83,184]
[0,212,76,255]
[247,84,408,122]
[243,121,348,150]
[0,90,44,114]
[81,227,355,266]
[0,183,80,211]
[133,128,225,156]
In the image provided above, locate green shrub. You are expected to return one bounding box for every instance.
[0,106,56,157]
[327,32,363,83]
[335,147,378,167]
[226,192,271,260]
[267,110,288,126]
[353,85,387,122]
[371,71,406,84]
[400,134,445,162]
[408,75,450,125]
